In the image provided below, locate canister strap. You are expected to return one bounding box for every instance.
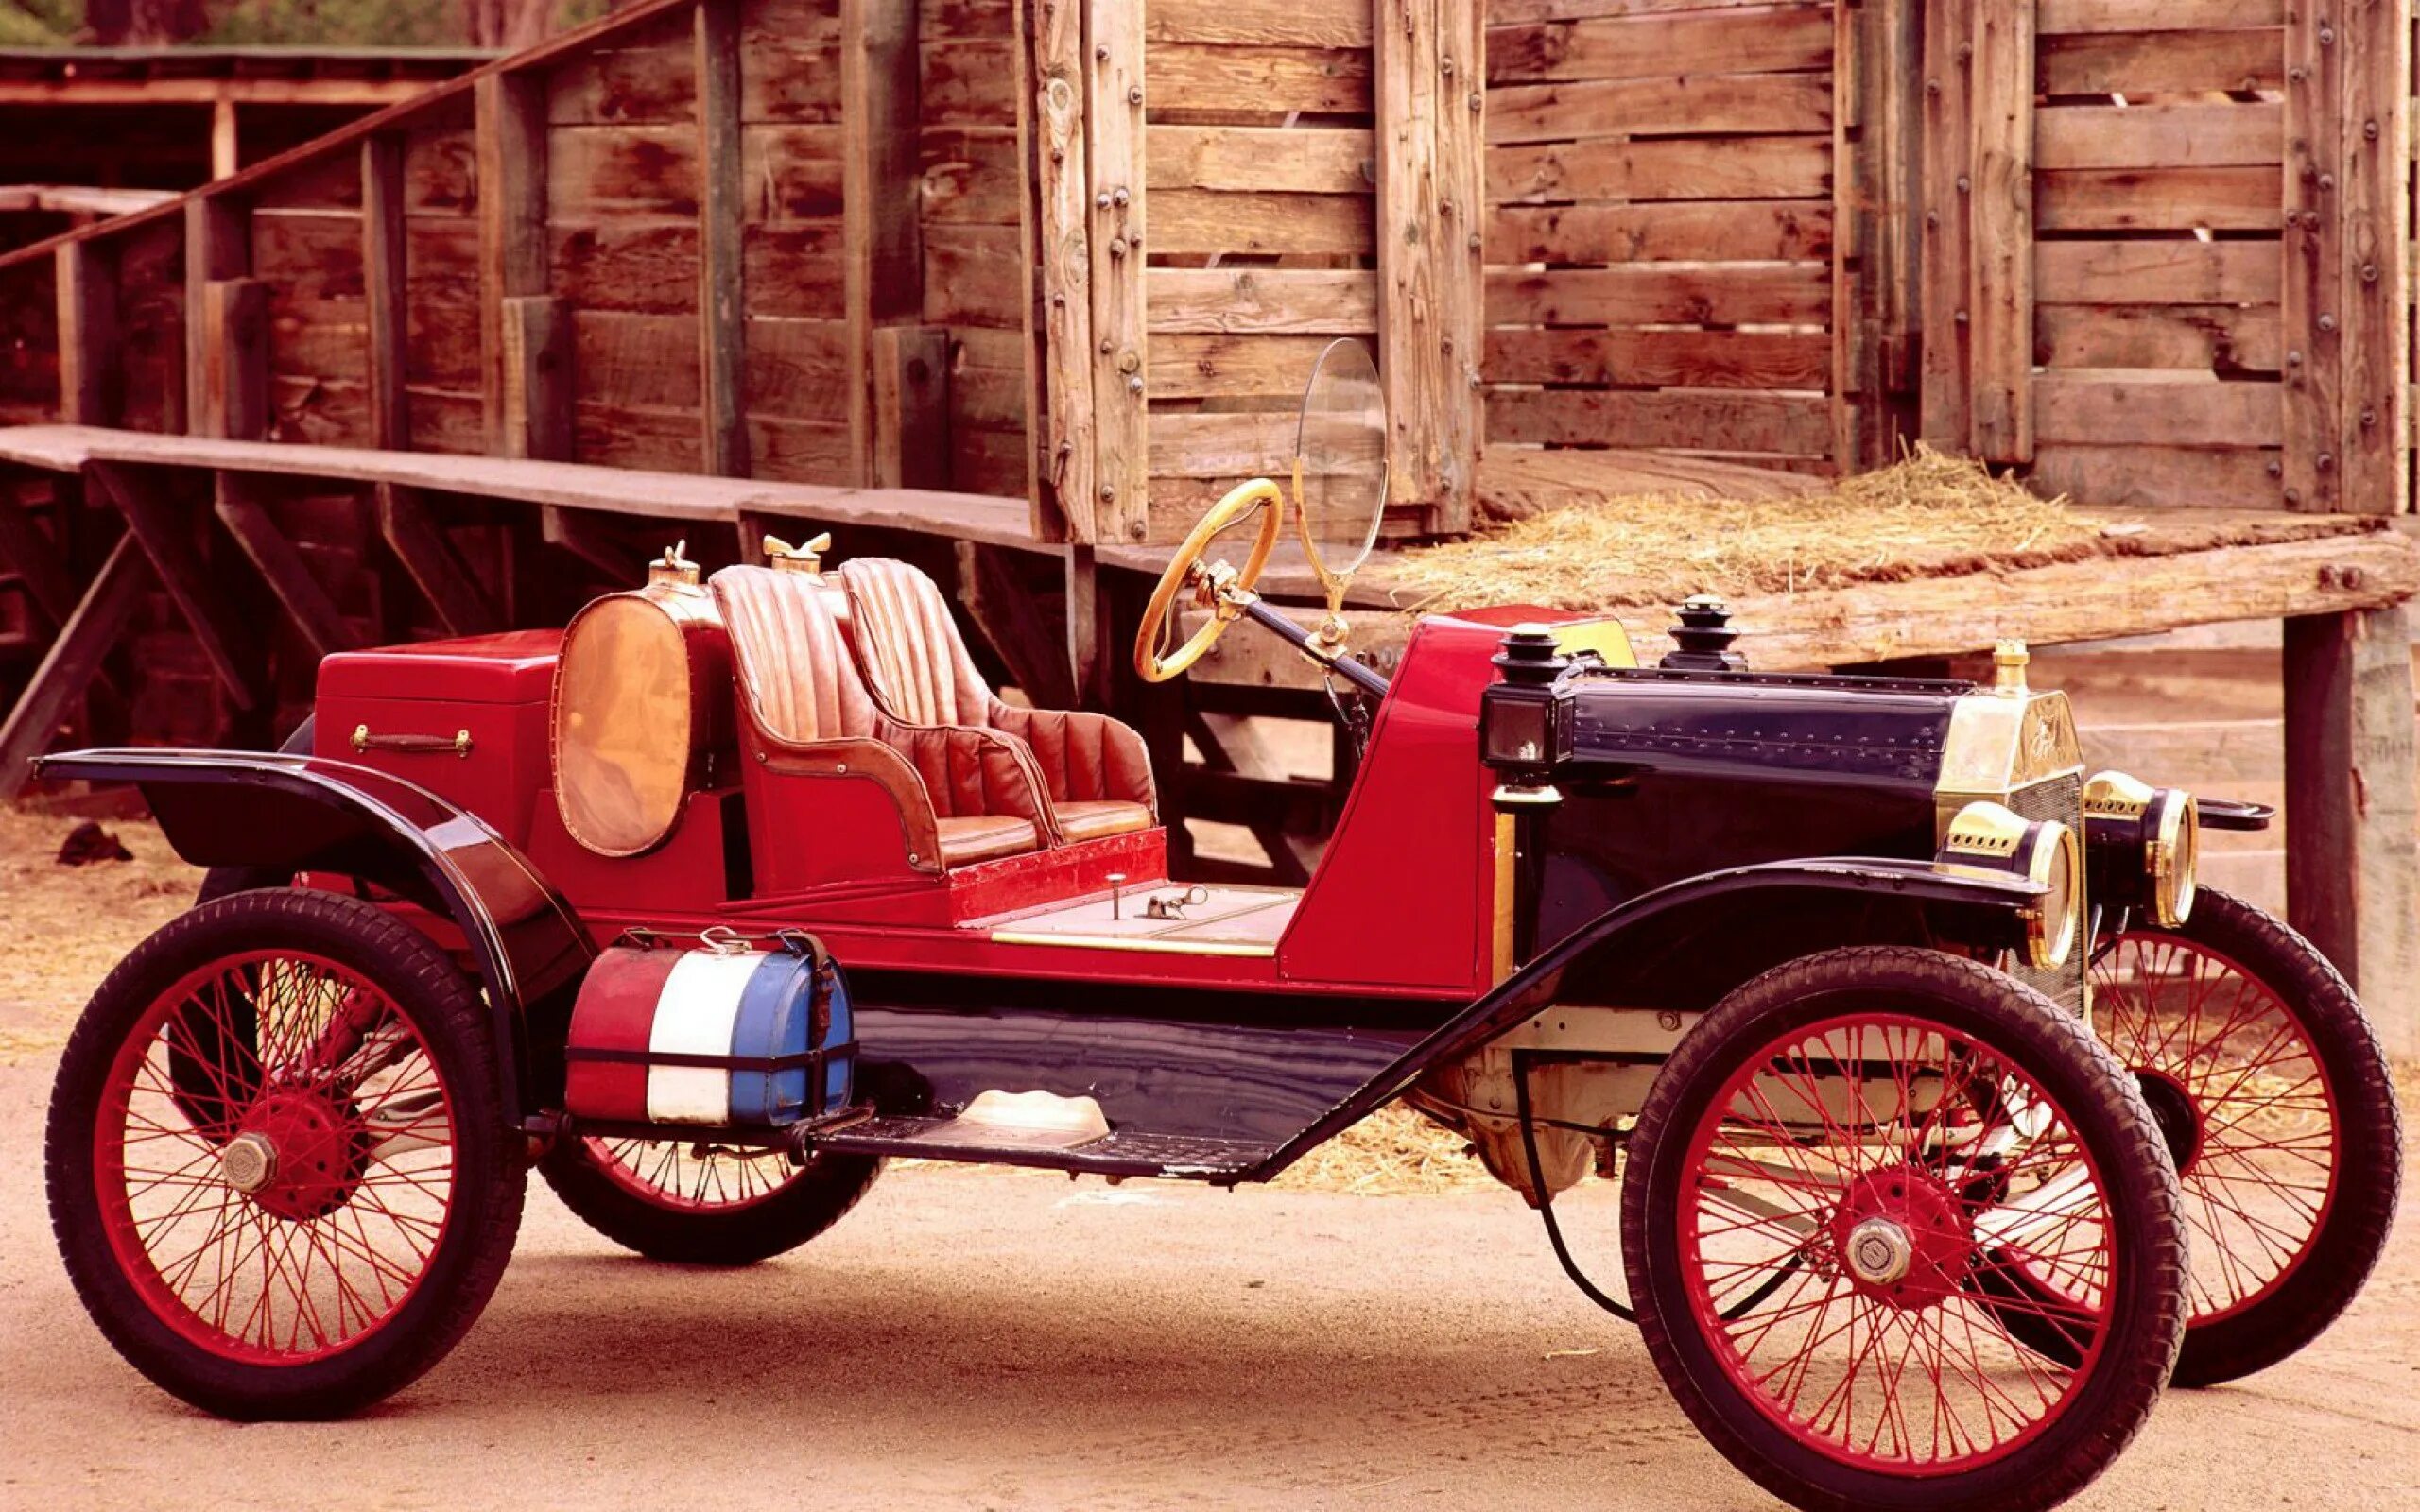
[564,1040,858,1074]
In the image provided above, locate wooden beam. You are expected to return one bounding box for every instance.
[0,494,80,630]
[0,535,148,802]
[476,71,549,456]
[956,539,1075,709]
[842,0,923,488]
[1967,0,2033,463]
[2335,0,2407,515]
[873,326,952,490]
[1063,541,1106,705]
[0,79,437,109]
[2284,605,2419,1057]
[1432,0,1484,532]
[2283,3,2342,510]
[362,132,410,451]
[374,482,499,637]
[1917,0,1975,453]
[1375,0,1445,508]
[542,507,648,581]
[499,294,572,462]
[1837,0,1924,472]
[1084,0,1148,543]
[697,0,749,478]
[215,480,358,660]
[211,98,241,181]
[182,196,249,434]
[54,238,117,427]
[199,278,269,442]
[86,462,259,711]
[1024,0,1098,543]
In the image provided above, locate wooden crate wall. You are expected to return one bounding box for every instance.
[922,0,1031,498]
[402,115,486,455]
[1137,0,1385,541]
[2018,1,2290,507]
[1481,1,1841,474]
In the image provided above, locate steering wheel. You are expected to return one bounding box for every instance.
[1132,478,1285,683]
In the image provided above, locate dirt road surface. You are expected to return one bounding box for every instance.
[0,1049,2413,1512]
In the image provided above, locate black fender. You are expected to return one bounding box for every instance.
[35,747,594,1118]
[1247,855,2048,1180]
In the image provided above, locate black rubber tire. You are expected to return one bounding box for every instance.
[2094,889,2402,1388]
[46,889,525,1419]
[540,1138,881,1266]
[194,714,316,905]
[1620,946,2187,1512]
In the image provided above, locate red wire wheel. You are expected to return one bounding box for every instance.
[541,1133,879,1266]
[1622,948,2185,1512]
[2084,889,2400,1386]
[47,891,523,1419]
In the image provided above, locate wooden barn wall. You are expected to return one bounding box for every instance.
[923,0,1031,499]
[1480,0,1841,475]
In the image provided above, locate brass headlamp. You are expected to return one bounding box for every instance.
[1938,799,2082,970]
[2083,771,2198,928]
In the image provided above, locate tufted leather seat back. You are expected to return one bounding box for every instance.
[836,558,992,727]
[711,566,876,744]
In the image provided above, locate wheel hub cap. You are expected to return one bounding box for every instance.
[218,1131,278,1194]
[1846,1218,1914,1286]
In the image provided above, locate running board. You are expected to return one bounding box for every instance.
[812,1115,1275,1180]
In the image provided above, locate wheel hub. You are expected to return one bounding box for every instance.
[231,1088,368,1221]
[2133,1068,2204,1175]
[1830,1165,1974,1310]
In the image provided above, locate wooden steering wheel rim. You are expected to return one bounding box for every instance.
[1132,478,1285,683]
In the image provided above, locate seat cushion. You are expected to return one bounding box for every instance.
[936,814,1046,866]
[711,566,876,743]
[838,558,993,726]
[1052,799,1154,844]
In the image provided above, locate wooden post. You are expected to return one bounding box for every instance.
[375,483,500,637]
[1966,0,2032,464]
[2284,5,2344,511]
[1025,0,1097,544]
[842,0,924,489]
[1432,0,1484,532]
[183,196,249,433]
[476,71,549,457]
[697,0,749,479]
[2284,605,2420,1057]
[1083,0,1147,545]
[0,536,148,801]
[211,97,240,181]
[873,326,952,490]
[1837,0,1926,472]
[2335,0,2408,515]
[199,279,269,443]
[215,492,358,660]
[362,133,410,452]
[88,463,258,711]
[1375,0,1444,510]
[1917,0,1975,453]
[55,239,117,428]
[499,294,573,462]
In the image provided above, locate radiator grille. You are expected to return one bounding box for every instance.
[2004,771,2085,1013]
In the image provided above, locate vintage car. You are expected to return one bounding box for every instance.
[39,344,2399,1512]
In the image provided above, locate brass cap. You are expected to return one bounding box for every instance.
[762,532,833,574]
[1993,639,2030,696]
[648,539,700,587]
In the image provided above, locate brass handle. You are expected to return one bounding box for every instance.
[352,723,473,759]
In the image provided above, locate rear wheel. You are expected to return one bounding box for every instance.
[1622,947,2185,1512]
[46,889,523,1418]
[2086,890,2400,1386]
[540,1136,879,1266]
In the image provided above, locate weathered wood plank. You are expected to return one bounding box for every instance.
[1486,327,1832,389]
[843,0,924,487]
[199,279,270,443]
[0,534,147,800]
[54,240,116,427]
[1434,0,1484,531]
[2031,443,2284,507]
[1487,200,1832,263]
[1486,263,1833,326]
[477,73,550,455]
[374,481,499,637]
[2285,604,2420,1057]
[2035,26,2284,94]
[362,134,410,450]
[1148,268,1378,334]
[183,197,250,436]
[2282,4,2339,510]
[501,294,574,462]
[2034,103,2282,170]
[215,477,358,660]
[2033,375,2282,447]
[1147,43,1371,115]
[872,324,950,489]
[2334,0,2406,515]
[1487,134,1830,204]
[1377,0,1444,506]
[2035,239,2280,304]
[2034,303,2283,372]
[1485,387,1835,456]
[1027,0,1095,542]
[1486,4,1834,84]
[1144,0,1372,47]
[2034,165,2284,232]
[1968,0,2033,462]
[699,0,751,477]
[1146,125,1370,195]
[1918,0,1974,451]
[1087,0,1148,543]
[1148,189,1374,257]
[2036,0,2283,32]
[1489,72,1830,145]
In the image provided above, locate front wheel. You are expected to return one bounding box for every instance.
[1622,947,2185,1512]
[541,1136,879,1266]
[46,889,524,1419]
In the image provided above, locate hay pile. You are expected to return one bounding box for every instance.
[1392,445,2123,613]
[1270,1106,1492,1195]
[0,806,198,1063]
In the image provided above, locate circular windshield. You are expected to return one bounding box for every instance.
[1294,337,1388,591]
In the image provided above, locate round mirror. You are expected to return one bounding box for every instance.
[1293,337,1388,603]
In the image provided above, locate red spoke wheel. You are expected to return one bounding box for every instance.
[2084,889,2400,1386]
[1622,948,2184,1512]
[47,890,523,1419]
[541,1134,878,1266]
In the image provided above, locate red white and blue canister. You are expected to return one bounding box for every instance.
[563,933,855,1127]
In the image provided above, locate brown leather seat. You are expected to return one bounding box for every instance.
[711,565,1056,869]
[839,558,1157,846]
